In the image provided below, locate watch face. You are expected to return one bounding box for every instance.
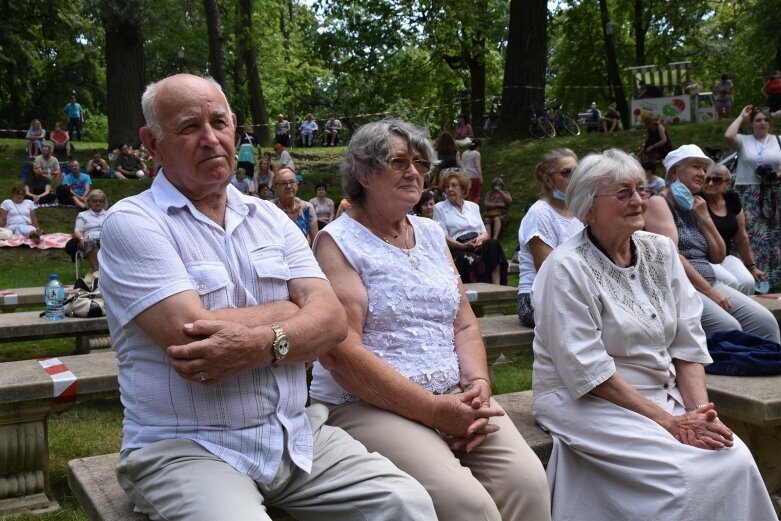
[278,337,291,355]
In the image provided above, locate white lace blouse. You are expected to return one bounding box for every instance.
[309,214,462,404]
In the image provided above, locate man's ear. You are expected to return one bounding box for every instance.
[139,127,160,161]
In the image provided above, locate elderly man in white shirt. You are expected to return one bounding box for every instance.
[99,73,435,521]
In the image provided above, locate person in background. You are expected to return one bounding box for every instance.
[274,167,317,244]
[713,74,734,120]
[516,148,583,328]
[74,189,108,273]
[702,163,765,295]
[274,142,295,172]
[114,144,147,180]
[587,101,601,130]
[434,169,508,285]
[0,185,41,241]
[26,120,47,160]
[454,114,474,147]
[24,161,57,205]
[309,183,335,230]
[760,70,781,117]
[462,139,483,203]
[34,145,61,178]
[483,177,512,240]
[324,113,342,146]
[63,95,84,141]
[256,183,271,200]
[532,148,776,521]
[254,157,275,198]
[638,80,663,98]
[335,197,352,218]
[274,114,291,147]
[100,73,436,521]
[600,102,621,133]
[644,144,779,341]
[57,159,91,209]
[642,160,666,195]
[299,113,318,147]
[86,151,110,179]
[642,115,671,164]
[724,105,781,286]
[50,122,73,156]
[236,122,259,187]
[230,167,250,195]
[412,190,436,219]
[310,118,551,521]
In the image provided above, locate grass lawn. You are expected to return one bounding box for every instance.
[0,120,744,518]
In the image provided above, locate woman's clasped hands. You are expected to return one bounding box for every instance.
[666,403,734,450]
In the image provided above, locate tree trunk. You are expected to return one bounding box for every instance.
[633,0,645,66]
[499,0,547,137]
[203,0,227,90]
[599,0,629,130]
[101,2,146,149]
[238,0,271,146]
[469,31,486,136]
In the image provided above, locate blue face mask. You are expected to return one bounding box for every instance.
[553,189,567,201]
[670,180,694,210]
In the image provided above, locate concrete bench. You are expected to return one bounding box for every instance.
[0,286,74,313]
[478,314,534,379]
[67,391,551,521]
[464,282,517,316]
[0,310,110,353]
[0,351,119,516]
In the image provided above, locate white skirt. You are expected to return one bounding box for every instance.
[534,389,776,521]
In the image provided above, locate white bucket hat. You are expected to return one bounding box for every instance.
[663,144,714,175]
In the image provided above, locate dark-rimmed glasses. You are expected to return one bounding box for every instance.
[705,177,724,186]
[387,157,432,174]
[594,186,650,202]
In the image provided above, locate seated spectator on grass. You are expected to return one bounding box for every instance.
[483,177,512,239]
[412,190,436,218]
[24,161,57,205]
[256,183,271,200]
[254,157,275,197]
[273,167,317,244]
[0,185,40,242]
[25,119,46,159]
[114,143,147,179]
[309,183,335,230]
[74,190,108,273]
[34,145,61,178]
[299,113,318,147]
[50,122,73,157]
[230,167,250,195]
[57,160,91,209]
[434,168,508,285]
[600,102,621,133]
[324,113,342,146]
[86,151,110,178]
[275,113,291,146]
[274,142,295,172]
[532,148,776,521]
[642,160,666,195]
[310,119,551,521]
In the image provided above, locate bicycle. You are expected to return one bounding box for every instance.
[529,106,556,138]
[548,104,581,136]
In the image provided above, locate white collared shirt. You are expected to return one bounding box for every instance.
[99,172,325,484]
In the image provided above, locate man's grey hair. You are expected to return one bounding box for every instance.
[141,75,233,140]
[341,118,434,203]
[567,148,645,223]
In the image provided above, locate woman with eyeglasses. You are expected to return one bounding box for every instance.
[645,144,779,341]
[273,168,317,244]
[533,148,776,521]
[702,164,765,295]
[724,104,781,286]
[310,118,551,521]
[74,190,108,275]
[516,148,583,327]
[434,169,508,285]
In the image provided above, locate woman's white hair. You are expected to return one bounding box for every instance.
[566,148,645,223]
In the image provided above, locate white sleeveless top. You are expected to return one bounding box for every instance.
[310,213,462,404]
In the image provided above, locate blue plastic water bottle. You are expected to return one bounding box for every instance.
[44,274,65,321]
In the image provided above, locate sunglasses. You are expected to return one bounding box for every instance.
[594,186,650,202]
[705,177,724,186]
[551,168,574,178]
[387,157,432,174]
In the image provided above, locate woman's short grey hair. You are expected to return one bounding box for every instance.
[567,148,645,223]
[141,75,232,141]
[341,118,434,203]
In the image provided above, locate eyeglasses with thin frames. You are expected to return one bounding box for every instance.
[274,180,297,187]
[704,177,724,186]
[387,157,432,174]
[594,186,650,202]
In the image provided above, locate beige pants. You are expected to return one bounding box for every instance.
[321,397,552,521]
[116,404,436,521]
